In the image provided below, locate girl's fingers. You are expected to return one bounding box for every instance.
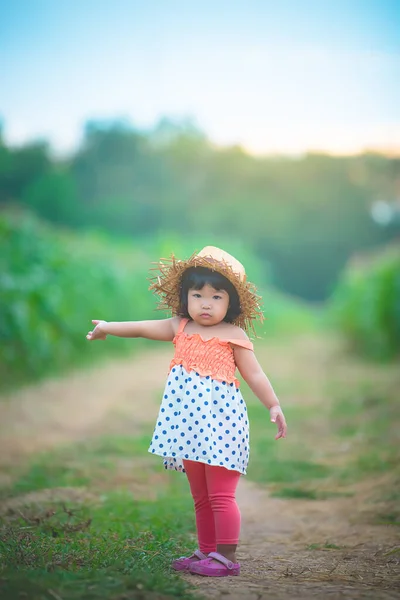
[274,414,287,439]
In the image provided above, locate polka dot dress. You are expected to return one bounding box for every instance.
[148,365,250,474]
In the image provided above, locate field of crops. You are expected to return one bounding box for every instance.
[331,244,400,359]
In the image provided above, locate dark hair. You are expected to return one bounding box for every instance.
[178,266,241,323]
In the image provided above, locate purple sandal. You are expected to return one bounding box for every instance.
[171,549,208,571]
[189,551,240,577]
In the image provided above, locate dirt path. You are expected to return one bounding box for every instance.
[0,349,171,465]
[0,340,399,599]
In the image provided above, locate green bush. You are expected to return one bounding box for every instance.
[330,245,400,359]
[0,210,154,390]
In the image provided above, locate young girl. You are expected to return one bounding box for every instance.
[86,246,287,578]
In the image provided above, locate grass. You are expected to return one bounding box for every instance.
[306,542,343,551]
[241,340,400,503]
[245,402,338,497]
[0,437,201,600]
[1,435,157,500]
[374,512,400,526]
[328,380,399,490]
[269,487,354,500]
[245,401,347,501]
[270,487,319,500]
[0,493,199,600]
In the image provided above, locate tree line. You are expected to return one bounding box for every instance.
[1,118,398,301]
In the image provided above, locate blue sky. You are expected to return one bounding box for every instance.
[1,0,399,155]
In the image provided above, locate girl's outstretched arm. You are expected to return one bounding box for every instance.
[234,344,287,440]
[86,316,180,342]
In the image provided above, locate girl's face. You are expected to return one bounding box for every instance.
[187,283,230,327]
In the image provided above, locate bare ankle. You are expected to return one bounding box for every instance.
[216,544,237,563]
[224,553,236,562]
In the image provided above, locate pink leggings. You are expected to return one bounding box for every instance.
[183,460,241,554]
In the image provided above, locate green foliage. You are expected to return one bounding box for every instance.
[21,169,79,225]
[329,245,400,359]
[1,121,398,301]
[0,140,51,203]
[0,211,154,390]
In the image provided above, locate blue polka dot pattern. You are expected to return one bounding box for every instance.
[148,365,250,474]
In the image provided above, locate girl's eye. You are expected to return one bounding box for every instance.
[192,293,201,298]
[213,295,222,300]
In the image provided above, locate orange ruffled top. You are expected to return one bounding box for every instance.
[170,318,254,388]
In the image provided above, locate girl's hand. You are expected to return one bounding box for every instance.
[86,320,108,341]
[270,405,287,440]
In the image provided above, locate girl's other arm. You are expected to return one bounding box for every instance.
[86,316,180,342]
[234,346,287,439]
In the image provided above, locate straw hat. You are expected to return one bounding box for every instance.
[149,246,264,333]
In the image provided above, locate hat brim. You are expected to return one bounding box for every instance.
[148,252,264,334]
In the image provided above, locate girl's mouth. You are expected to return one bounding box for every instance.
[200,313,211,318]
